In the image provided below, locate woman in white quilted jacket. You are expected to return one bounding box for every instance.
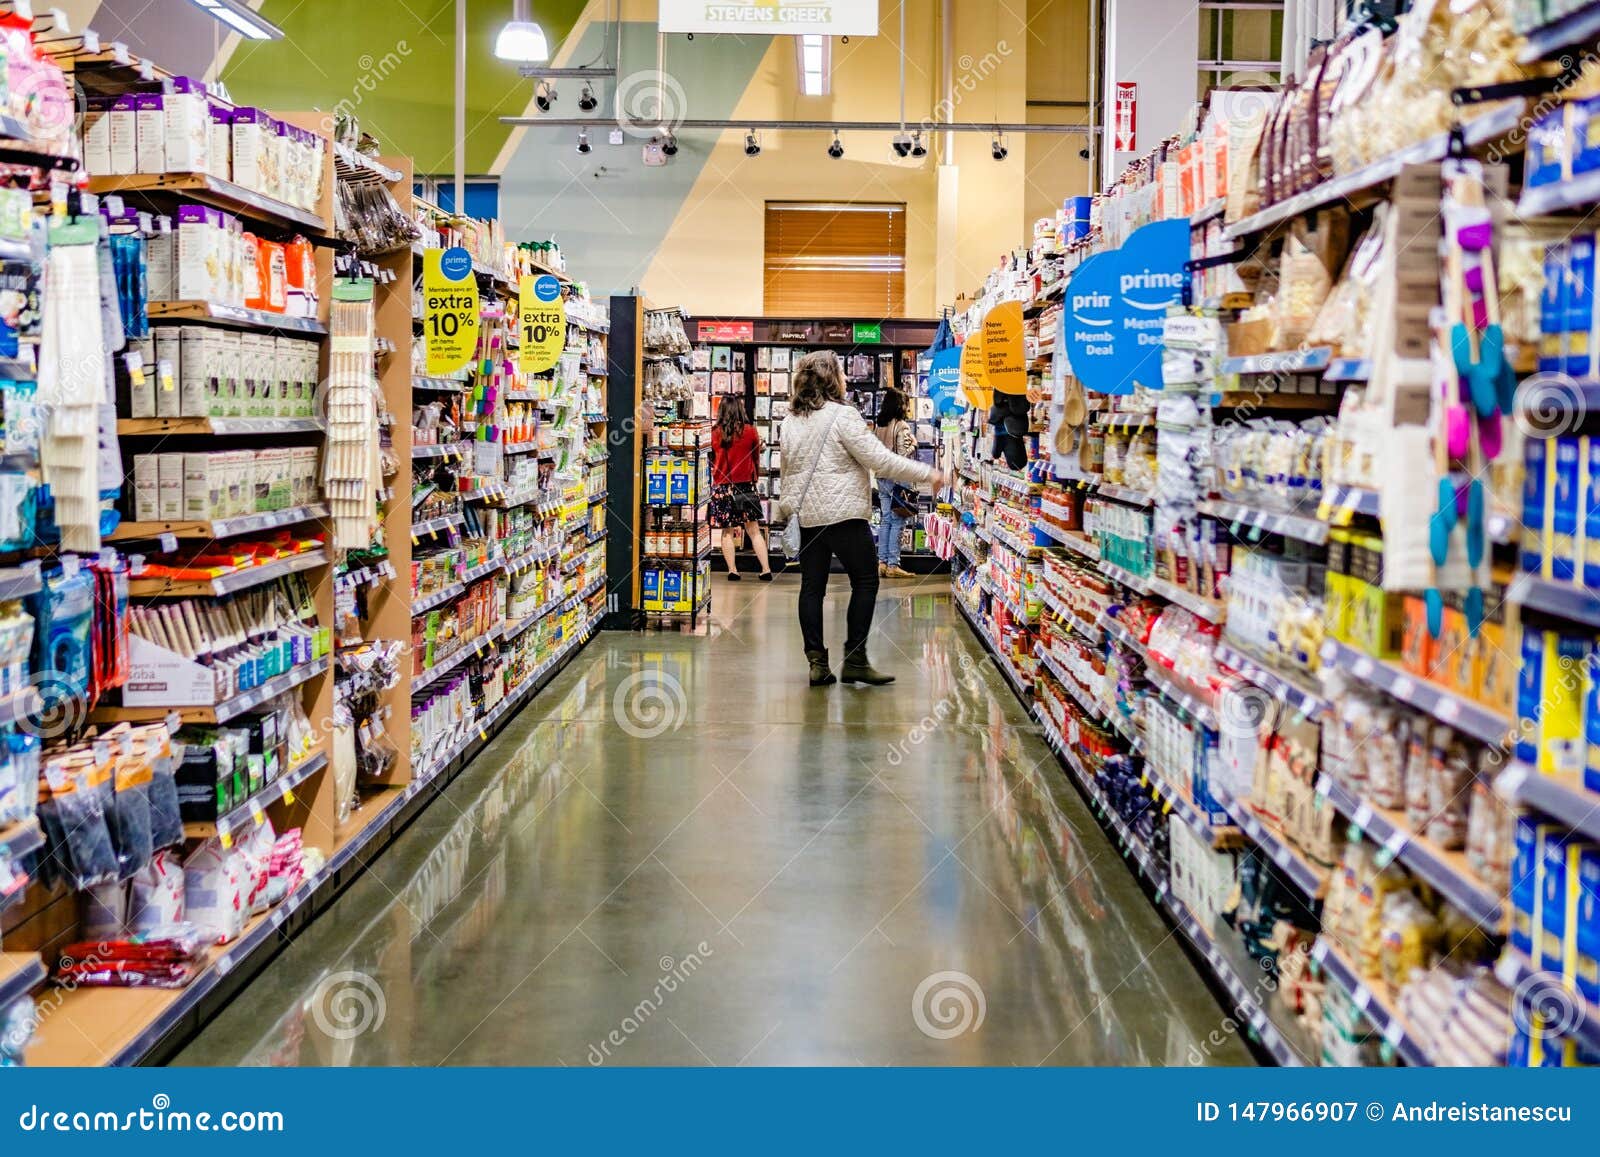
[777,351,945,687]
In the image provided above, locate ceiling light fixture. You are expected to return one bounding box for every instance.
[744,131,761,157]
[535,81,556,111]
[578,82,597,111]
[186,0,283,40]
[495,0,550,63]
[576,128,591,154]
[991,131,1008,161]
[827,130,843,159]
[910,130,927,157]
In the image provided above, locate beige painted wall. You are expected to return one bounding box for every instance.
[642,3,943,315]
[1023,0,1094,233]
[943,0,1028,302]
[640,0,1066,317]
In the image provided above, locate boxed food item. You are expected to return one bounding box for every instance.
[134,92,164,174]
[163,77,210,172]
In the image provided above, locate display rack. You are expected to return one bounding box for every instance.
[939,15,1600,1067]
[685,316,947,573]
[0,27,610,1067]
[641,442,711,631]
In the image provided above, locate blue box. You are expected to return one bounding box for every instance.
[1573,97,1600,176]
[1509,1024,1533,1067]
[1555,435,1580,582]
[646,459,667,506]
[1518,628,1547,766]
[661,567,682,609]
[1527,108,1568,188]
[1587,440,1600,588]
[641,565,662,611]
[1513,817,1545,958]
[667,457,690,505]
[1567,234,1595,333]
[1587,649,1600,798]
[1567,235,1596,378]
[1577,844,1600,1004]
[1543,242,1566,335]
[1542,832,1573,975]
[1525,436,1549,576]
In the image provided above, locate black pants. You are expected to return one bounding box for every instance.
[797,519,879,656]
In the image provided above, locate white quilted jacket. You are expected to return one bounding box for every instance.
[777,402,937,527]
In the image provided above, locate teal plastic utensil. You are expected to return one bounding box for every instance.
[1425,588,1444,638]
[1497,354,1517,414]
[1473,324,1505,415]
[1464,585,1484,638]
[1430,478,1458,566]
[1466,479,1485,567]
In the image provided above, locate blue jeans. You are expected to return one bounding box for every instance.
[877,479,906,566]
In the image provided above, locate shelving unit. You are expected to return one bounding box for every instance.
[684,316,947,571]
[936,44,1569,1067]
[0,30,613,1068]
[1310,938,1433,1067]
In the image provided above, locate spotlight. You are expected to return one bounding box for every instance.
[827,130,843,159]
[661,133,679,157]
[578,82,597,111]
[910,130,926,157]
[535,81,556,112]
[1078,147,1091,159]
[891,131,912,158]
[744,131,761,157]
[991,131,1008,161]
[576,129,591,154]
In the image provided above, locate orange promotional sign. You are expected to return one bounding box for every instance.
[959,327,991,410]
[981,301,1026,395]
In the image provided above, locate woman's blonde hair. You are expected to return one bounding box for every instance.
[790,350,847,414]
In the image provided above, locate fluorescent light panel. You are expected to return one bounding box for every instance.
[185,0,283,40]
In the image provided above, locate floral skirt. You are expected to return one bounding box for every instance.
[710,482,765,528]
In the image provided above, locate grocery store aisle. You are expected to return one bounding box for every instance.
[176,580,1250,1066]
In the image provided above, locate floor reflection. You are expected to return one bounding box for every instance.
[177,588,1249,1067]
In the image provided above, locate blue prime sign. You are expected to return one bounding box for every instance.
[1059,218,1188,395]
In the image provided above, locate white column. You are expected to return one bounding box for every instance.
[1100,0,1200,185]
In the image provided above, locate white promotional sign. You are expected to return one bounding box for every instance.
[657,0,879,36]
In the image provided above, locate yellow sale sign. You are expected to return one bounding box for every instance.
[518,273,567,375]
[422,247,479,375]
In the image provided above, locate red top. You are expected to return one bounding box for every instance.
[712,424,760,485]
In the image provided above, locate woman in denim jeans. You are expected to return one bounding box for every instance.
[872,388,918,578]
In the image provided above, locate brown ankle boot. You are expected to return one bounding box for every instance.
[840,648,894,685]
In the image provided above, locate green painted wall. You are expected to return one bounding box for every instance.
[221,0,589,174]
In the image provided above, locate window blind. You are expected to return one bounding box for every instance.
[763,201,906,317]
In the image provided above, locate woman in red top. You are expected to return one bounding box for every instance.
[711,396,773,580]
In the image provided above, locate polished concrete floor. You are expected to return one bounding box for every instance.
[175,578,1253,1066]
